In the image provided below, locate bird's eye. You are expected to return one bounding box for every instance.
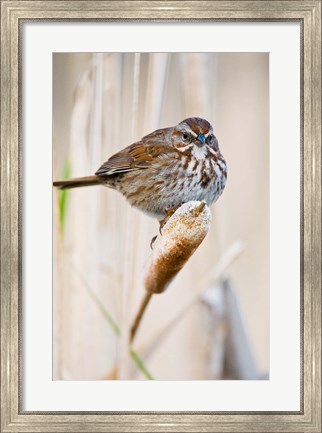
[208,134,219,150]
[182,131,189,141]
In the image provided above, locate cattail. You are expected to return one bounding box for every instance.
[130,201,212,343]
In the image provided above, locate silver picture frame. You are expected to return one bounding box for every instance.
[1,1,321,432]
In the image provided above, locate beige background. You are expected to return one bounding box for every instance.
[53,53,269,380]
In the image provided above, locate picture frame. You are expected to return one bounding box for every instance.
[1,1,321,432]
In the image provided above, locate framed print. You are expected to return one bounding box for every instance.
[52,51,270,384]
[1,1,321,432]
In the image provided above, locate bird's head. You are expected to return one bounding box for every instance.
[172,117,219,152]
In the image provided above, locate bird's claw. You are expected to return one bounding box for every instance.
[150,235,157,250]
[159,206,180,234]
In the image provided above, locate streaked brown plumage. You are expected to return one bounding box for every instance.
[53,117,227,220]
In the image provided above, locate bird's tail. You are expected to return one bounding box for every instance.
[53,175,101,190]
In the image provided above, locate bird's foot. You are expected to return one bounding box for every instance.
[150,206,181,249]
[159,206,181,234]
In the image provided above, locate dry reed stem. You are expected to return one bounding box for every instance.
[130,201,212,343]
[119,53,142,379]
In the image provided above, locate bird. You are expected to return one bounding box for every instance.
[53,117,227,223]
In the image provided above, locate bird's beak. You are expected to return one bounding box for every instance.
[196,133,206,146]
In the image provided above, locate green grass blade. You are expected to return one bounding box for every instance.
[58,160,71,234]
[130,349,154,380]
[71,261,121,336]
[70,261,154,379]
[86,287,121,337]
[88,288,154,379]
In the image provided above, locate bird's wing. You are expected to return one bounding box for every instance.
[95,141,175,176]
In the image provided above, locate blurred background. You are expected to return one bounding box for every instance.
[53,53,269,380]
